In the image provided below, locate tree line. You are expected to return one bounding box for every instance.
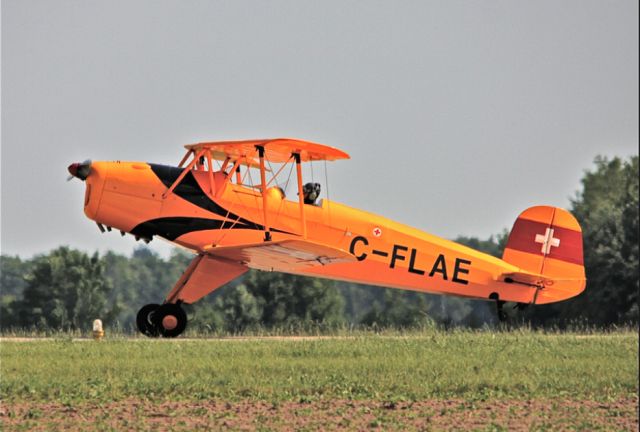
[1,155,637,332]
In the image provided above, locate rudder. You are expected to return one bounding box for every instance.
[502,206,586,304]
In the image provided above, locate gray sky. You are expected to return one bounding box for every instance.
[2,0,638,258]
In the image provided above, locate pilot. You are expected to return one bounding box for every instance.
[303,182,321,205]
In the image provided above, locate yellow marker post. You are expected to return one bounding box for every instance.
[92,319,104,340]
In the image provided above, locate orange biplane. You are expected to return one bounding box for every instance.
[68,138,586,337]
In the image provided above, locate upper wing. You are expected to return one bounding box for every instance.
[205,239,356,271]
[185,138,350,163]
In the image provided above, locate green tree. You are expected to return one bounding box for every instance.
[17,247,114,330]
[243,271,345,328]
[453,232,508,259]
[0,255,32,328]
[360,288,432,328]
[1,255,30,297]
[217,284,262,332]
[187,270,346,332]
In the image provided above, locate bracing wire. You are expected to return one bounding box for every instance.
[266,159,278,188]
[262,156,294,227]
[282,162,294,196]
[272,160,294,225]
[217,158,257,244]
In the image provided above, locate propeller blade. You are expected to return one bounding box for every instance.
[67,159,92,181]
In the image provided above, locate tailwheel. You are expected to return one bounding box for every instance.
[514,302,529,311]
[136,303,160,337]
[153,303,188,338]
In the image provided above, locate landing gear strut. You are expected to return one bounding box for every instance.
[136,303,188,338]
[496,300,507,322]
[489,293,508,323]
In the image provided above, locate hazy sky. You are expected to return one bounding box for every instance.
[2,0,638,258]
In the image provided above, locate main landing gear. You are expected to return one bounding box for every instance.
[136,303,188,338]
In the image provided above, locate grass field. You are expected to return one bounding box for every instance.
[1,329,638,431]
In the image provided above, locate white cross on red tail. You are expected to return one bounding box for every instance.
[535,228,560,255]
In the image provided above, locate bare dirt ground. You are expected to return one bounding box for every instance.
[3,397,637,431]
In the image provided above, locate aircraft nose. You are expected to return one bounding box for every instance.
[67,159,92,180]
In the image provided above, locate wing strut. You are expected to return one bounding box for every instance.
[177,150,192,168]
[165,254,248,304]
[256,146,271,241]
[293,153,307,239]
[163,149,205,198]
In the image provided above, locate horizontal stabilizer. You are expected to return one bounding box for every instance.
[500,271,553,288]
[205,239,356,271]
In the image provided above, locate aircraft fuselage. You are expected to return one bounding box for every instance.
[81,161,564,305]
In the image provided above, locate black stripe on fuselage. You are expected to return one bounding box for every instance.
[140,164,293,240]
[148,164,264,230]
[130,216,254,241]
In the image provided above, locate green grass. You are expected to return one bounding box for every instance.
[1,329,637,404]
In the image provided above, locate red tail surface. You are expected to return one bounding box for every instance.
[502,206,586,304]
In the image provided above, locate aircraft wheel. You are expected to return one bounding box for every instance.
[136,303,160,337]
[153,303,187,338]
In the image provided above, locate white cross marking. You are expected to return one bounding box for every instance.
[535,228,560,255]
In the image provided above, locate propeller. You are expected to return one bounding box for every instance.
[67,159,92,181]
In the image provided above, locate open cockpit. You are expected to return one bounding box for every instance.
[161,138,350,241]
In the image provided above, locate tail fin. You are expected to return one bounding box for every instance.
[501,206,586,304]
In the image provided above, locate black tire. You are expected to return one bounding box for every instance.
[153,303,187,338]
[136,303,160,337]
